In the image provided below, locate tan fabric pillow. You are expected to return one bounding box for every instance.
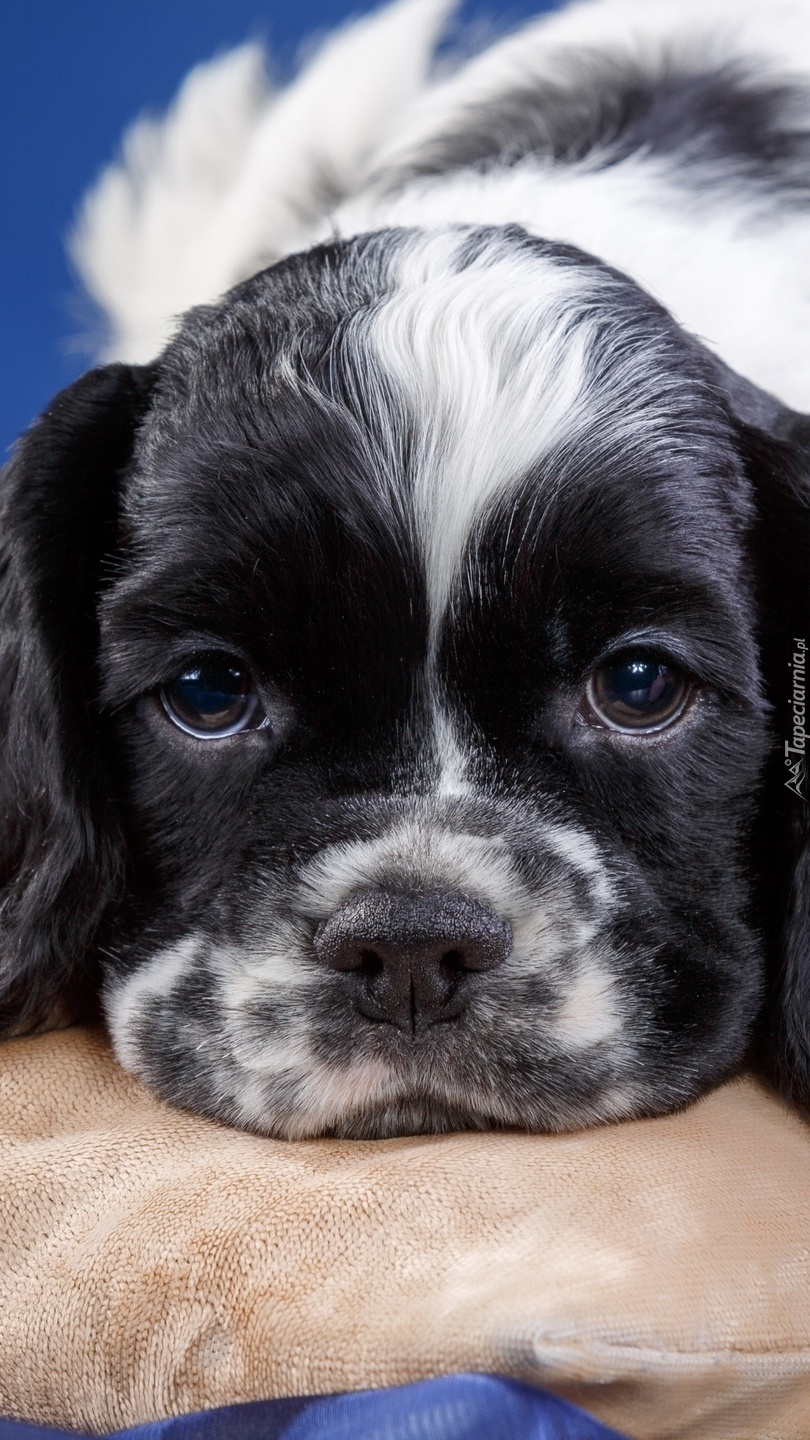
[0,1026,809,1440]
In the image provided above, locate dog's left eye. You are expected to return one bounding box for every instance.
[582,655,692,734]
[160,656,266,738]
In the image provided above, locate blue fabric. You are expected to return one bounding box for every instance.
[0,1375,629,1440]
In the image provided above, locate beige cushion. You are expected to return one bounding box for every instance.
[1,1026,809,1439]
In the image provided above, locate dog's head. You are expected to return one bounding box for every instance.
[1,226,807,1137]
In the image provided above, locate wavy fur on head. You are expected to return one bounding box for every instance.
[2,0,809,1137]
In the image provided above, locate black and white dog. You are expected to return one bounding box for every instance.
[1,0,808,1138]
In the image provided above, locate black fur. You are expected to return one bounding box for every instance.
[730,412,810,1109]
[382,53,810,204]
[0,365,155,1033]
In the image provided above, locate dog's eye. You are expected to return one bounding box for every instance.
[160,656,265,738]
[584,656,691,733]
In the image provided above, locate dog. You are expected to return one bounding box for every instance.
[0,0,808,1140]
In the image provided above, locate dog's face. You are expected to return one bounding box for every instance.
[1,227,808,1138]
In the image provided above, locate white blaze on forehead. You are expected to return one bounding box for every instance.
[366,230,599,641]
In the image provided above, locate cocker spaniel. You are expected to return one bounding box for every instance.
[1,0,808,1138]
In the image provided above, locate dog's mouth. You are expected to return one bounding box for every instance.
[237,999,634,1140]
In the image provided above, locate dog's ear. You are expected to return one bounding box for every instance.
[707,355,810,1110]
[0,363,156,1035]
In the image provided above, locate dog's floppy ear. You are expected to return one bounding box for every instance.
[0,363,155,1034]
[708,355,810,1110]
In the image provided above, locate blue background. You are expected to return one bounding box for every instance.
[0,0,558,458]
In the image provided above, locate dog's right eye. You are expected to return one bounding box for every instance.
[160,656,266,738]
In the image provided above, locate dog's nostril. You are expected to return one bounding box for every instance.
[312,887,512,1031]
[358,948,384,977]
[441,948,465,972]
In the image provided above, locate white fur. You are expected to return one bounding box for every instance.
[296,821,526,921]
[71,45,270,363]
[72,0,810,411]
[366,0,810,175]
[539,822,616,907]
[295,808,614,963]
[366,227,693,639]
[105,934,200,1068]
[72,0,454,363]
[209,922,318,997]
[433,706,473,798]
[342,157,810,413]
[286,1055,400,1135]
[339,0,810,409]
[554,954,625,1049]
[369,230,593,639]
[197,927,318,1083]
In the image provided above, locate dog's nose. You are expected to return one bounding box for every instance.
[313,887,512,1031]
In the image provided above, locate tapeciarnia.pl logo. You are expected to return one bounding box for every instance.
[785,637,807,801]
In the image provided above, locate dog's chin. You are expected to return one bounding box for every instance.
[310,1097,505,1142]
[240,1067,644,1142]
[259,1084,640,1141]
